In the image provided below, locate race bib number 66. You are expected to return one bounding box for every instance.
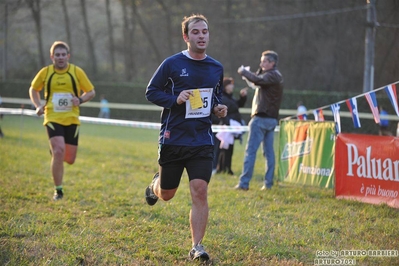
[185,88,213,119]
[52,93,73,112]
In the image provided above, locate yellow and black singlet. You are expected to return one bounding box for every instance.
[31,63,94,126]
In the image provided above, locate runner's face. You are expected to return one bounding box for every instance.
[51,47,70,70]
[185,20,209,53]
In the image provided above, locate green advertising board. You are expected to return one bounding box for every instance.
[277,120,336,188]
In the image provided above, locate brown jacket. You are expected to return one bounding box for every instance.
[241,67,283,119]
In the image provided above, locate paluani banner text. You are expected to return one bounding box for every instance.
[277,120,336,188]
[335,134,399,208]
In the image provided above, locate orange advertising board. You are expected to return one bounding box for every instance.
[335,134,399,208]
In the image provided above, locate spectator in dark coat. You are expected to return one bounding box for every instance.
[213,77,247,175]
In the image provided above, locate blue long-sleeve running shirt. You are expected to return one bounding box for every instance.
[146,50,224,146]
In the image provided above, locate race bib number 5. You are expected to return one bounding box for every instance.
[185,88,213,119]
[52,93,73,112]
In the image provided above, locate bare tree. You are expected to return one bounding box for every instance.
[131,1,161,60]
[105,0,116,74]
[80,0,97,76]
[121,0,134,80]
[2,1,9,80]
[3,0,399,93]
[26,0,45,67]
[376,2,399,85]
[155,0,174,54]
[225,0,233,75]
[61,0,72,47]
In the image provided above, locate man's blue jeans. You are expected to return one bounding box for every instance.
[238,116,278,189]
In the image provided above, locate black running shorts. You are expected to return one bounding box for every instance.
[46,122,79,146]
[158,144,214,190]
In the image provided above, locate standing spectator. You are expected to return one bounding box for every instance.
[296,101,307,120]
[144,14,227,261]
[214,77,247,175]
[235,50,284,190]
[98,94,110,118]
[29,41,95,200]
[379,106,392,136]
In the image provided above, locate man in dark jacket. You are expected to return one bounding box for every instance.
[235,50,283,190]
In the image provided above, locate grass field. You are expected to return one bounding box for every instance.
[1,115,399,266]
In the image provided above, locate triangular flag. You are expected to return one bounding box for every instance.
[297,114,307,121]
[330,103,341,134]
[346,97,361,128]
[365,91,380,124]
[313,109,325,121]
[384,84,399,116]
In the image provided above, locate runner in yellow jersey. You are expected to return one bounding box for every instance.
[29,41,95,200]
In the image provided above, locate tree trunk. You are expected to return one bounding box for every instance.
[80,0,97,76]
[26,0,45,67]
[3,2,8,80]
[155,0,174,54]
[225,0,233,76]
[61,0,72,47]
[131,1,161,60]
[121,0,134,80]
[105,0,116,75]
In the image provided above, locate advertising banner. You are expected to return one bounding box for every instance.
[335,134,399,208]
[277,120,336,188]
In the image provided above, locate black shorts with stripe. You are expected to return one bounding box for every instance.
[46,122,79,145]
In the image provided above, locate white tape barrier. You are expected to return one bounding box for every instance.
[0,107,251,132]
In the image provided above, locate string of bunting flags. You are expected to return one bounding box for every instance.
[293,81,399,134]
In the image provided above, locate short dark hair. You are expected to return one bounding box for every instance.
[50,41,70,56]
[262,50,278,66]
[223,77,234,88]
[181,14,209,36]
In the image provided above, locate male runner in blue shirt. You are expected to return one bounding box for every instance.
[145,14,227,261]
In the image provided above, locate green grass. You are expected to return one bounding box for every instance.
[1,115,399,266]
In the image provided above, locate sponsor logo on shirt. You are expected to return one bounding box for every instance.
[180,68,189,77]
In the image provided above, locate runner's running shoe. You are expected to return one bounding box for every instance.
[145,172,159,206]
[189,243,210,261]
[53,189,63,201]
